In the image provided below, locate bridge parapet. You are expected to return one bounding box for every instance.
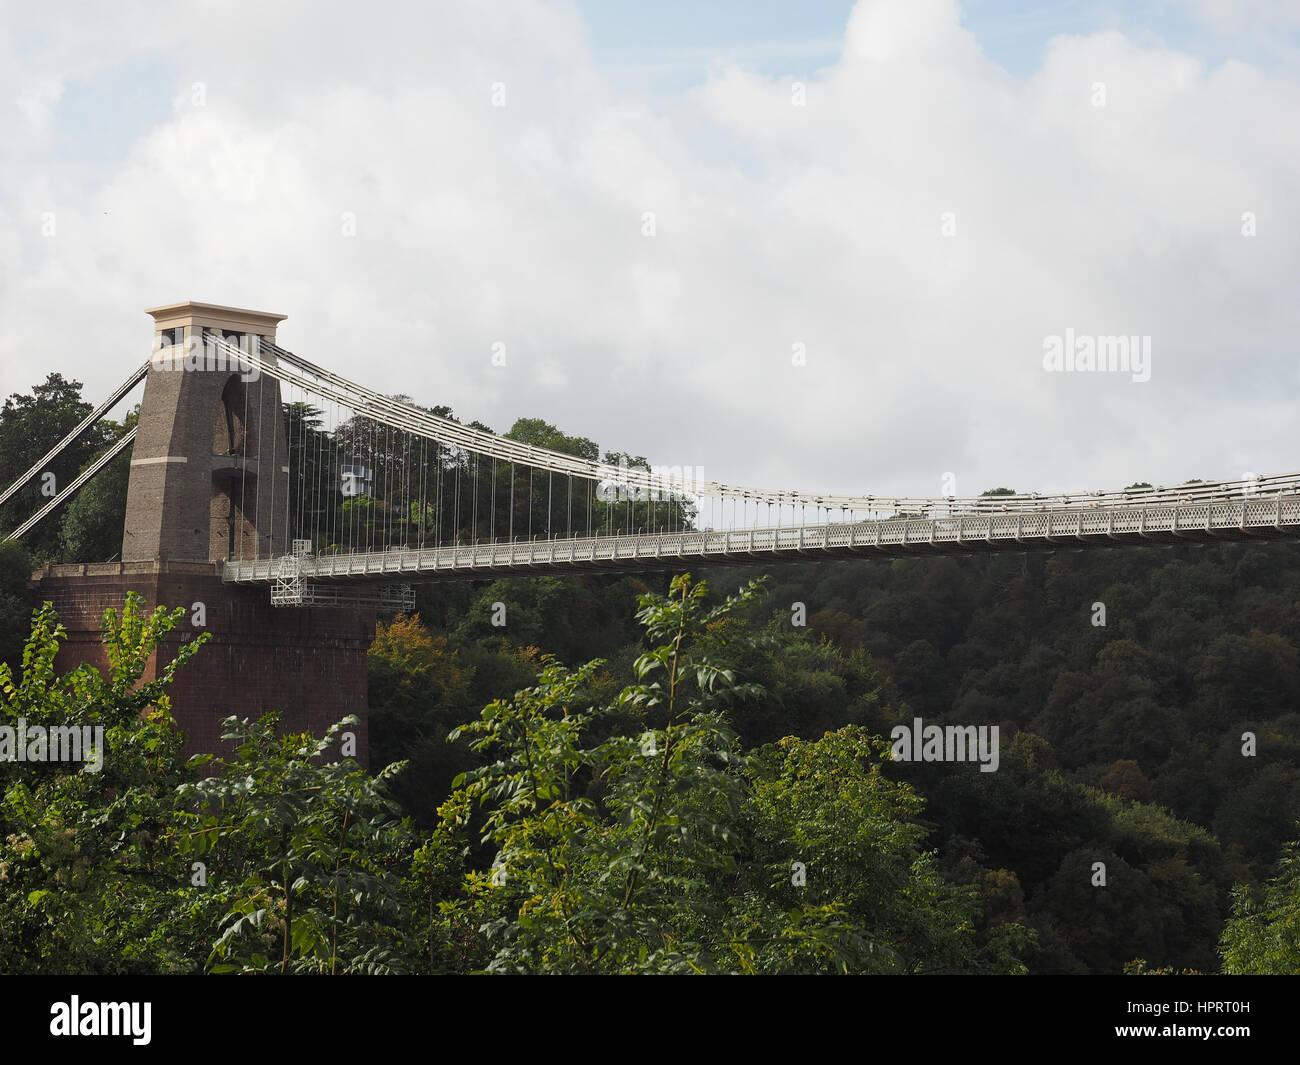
[221,495,1300,589]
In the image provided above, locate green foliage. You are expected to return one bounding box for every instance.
[1219,831,1300,974]
[504,418,598,460]
[717,541,1300,971]
[439,575,761,972]
[434,574,998,973]
[0,593,421,975]
[0,539,37,672]
[367,614,489,826]
[1123,958,1203,975]
[0,592,206,973]
[176,714,416,974]
[734,727,999,973]
[57,448,131,562]
[0,374,112,560]
[57,411,136,564]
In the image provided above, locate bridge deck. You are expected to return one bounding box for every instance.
[222,496,1300,589]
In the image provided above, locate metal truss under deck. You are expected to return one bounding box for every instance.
[269,541,414,608]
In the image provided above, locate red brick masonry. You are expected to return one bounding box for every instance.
[31,561,374,767]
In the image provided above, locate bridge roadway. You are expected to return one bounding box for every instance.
[222,494,1300,599]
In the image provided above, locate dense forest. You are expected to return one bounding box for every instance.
[1,373,1298,973]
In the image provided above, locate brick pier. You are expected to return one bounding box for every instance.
[32,561,373,764]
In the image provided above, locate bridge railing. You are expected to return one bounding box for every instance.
[221,494,1300,589]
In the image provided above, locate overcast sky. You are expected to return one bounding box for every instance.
[2,0,1298,502]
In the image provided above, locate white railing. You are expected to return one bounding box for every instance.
[223,495,1300,588]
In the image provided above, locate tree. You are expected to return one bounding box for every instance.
[176,714,417,974]
[282,401,332,549]
[505,418,598,461]
[734,726,996,973]
[433,573,996,973]
[0,593,207,973]
[57,411,137,563]
[0,539,36,672]
[1219,830,1300,974]
[368,614,479,825]
[0,592,422,975]
[57,450,130,562]
[0,374,110,560]
[501,419,601,540]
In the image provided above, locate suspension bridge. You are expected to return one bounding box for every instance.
[5,301,1298,761]
[6,301,1300,608]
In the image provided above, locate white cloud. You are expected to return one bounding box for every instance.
[1176,0,1300,33]
[1,0,1298,506]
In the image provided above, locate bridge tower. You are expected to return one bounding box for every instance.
[33,303,373,764]
[123,301,290,564]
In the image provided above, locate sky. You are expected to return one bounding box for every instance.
[1,0,1298,502]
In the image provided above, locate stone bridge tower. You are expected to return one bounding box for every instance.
[33,302,374,765]
[123,301,289,564]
